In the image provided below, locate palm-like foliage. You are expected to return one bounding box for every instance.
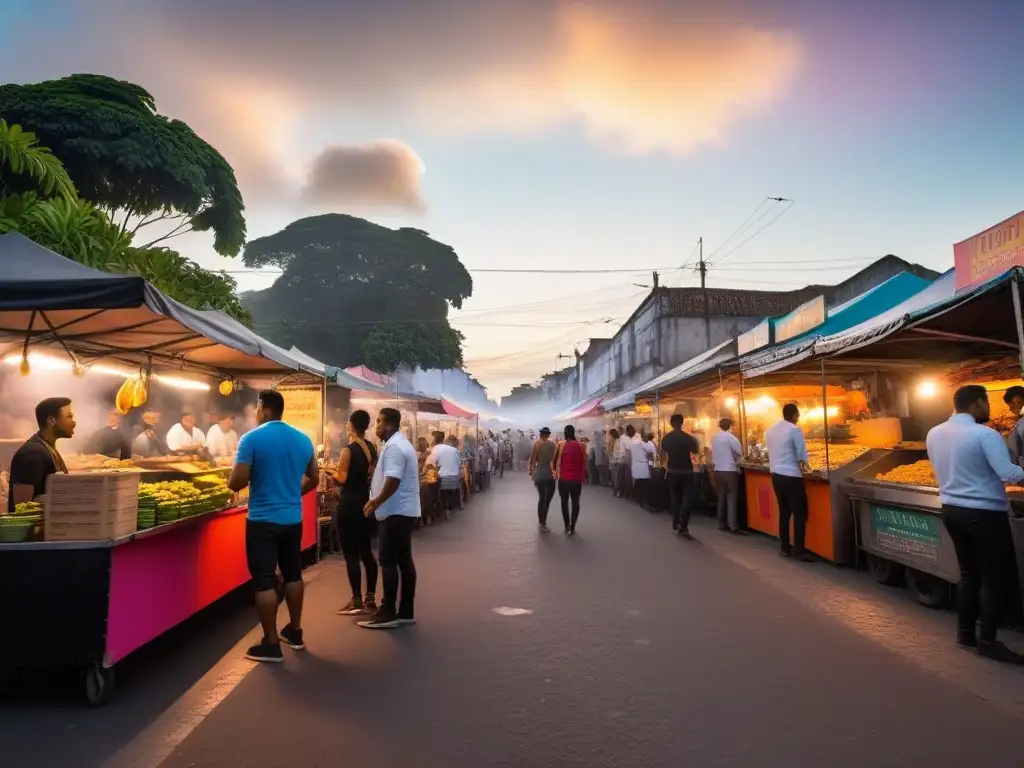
[0,119,77,199]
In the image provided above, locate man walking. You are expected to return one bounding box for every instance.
[711,418,744,534]
[928,385,1024,663]
[229,390,318,663]
[765,403,813,562]
[661,414,700,537]
[529,427,558,530]
[359,407,420,630]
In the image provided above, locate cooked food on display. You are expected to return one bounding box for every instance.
[805,441,870,472]
[875,460,937,486]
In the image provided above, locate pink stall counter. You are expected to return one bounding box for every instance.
[0,490,319,705]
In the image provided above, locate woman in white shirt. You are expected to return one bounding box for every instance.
[630,429,657,508]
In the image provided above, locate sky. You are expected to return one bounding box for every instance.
[4,0,1024,398]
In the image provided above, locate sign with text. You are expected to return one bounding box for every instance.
[774,295,826,343]
[737,320,772,355]
[277,384,324,446]
[869,504,940,562]
[953,209,1024,292]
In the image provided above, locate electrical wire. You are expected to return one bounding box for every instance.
[702,197,775,264]
[707,199,796,267]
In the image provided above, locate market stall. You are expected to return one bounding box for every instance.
[0,234,325,704]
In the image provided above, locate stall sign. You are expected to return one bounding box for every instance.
[869,504,940,562]
[953,209,1024,292]
[277,384,323,445]
[634,400,653,416]
[737,320,772,355]
[774,295,825,343]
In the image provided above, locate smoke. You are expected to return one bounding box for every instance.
[301,141,427,213]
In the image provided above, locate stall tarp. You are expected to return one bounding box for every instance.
[813,270,956,357]
[441,398,477,419]
[741,271,931,378]
[554,396,603,422]
[601,339,735,410]
[0,233,307,375]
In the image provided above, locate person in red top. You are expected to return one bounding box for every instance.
[554,424,588,535]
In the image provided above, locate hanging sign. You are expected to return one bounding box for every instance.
[276,384,324,445]
[737,320,772,355]
[953,209,1024,292]
[774,295,826,343]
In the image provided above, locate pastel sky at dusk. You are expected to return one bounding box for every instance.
[4,0,1024,397]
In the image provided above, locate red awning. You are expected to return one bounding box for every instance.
[555,396,603,422]
[441,398,477,419]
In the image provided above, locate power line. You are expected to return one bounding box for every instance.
[221,265,678,276]
[703,197,776,264]
[707,199,796,267]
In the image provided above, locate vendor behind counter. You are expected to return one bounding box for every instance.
[84,410,132,460]
[6,397,74,514]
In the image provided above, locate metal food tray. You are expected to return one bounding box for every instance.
[844,449,940,512]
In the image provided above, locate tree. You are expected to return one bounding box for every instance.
[0,119,76,199]
[0,74,246,256]
[242,214,473,372]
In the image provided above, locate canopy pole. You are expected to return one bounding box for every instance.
[654,389,660,461]
[738,373,748,457]
[1013,276,1024,378]
[820,357,831,473]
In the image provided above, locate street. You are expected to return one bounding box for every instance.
[5,473,1024,768]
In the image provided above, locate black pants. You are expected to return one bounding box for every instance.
[634,478,651,509]
[771,474,807,555]
[535,478,556,525]
[559,480,582,531]
[378,515,417,616]
[942,504,1012,643]
[667,471,696,531]
[338,497,378,600]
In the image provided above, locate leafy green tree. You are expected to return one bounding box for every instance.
[242,214,473,372]
[0,119,77,199]
[0,74,245,256]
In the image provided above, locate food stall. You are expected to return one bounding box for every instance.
[734,272,934,563]
[817,256,1024,607]
[0,233,326,704]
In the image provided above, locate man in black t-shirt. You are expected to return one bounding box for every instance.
[7,397,76,514]
[85,411,131,460]
[661,414,700,538]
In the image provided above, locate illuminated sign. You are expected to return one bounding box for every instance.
[953,210,1024,292]
[737,320,772,355]
[277,384,324,445]
[774,295,826,343]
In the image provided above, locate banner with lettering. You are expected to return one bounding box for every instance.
[953,210,1024,292]
[277,384,324,446]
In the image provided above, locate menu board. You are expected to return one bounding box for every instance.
[277,384,324,445]
[737,320,772,355]
[953,209,1024,292]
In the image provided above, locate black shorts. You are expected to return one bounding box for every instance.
[246,520,303,592]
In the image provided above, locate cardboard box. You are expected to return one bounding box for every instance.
[44,471,141,541]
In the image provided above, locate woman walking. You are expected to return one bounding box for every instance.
[334,410,380,615]
[529,427,558,530]
[555,425,588,535]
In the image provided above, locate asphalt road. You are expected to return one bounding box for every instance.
[5,473,1024,767]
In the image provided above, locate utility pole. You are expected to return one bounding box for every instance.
[652,270,662,374]
[694,236,711,350]
[696,236,707,288]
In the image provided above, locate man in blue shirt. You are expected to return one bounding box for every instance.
[228,390,318,663]
[926,384,1024,664]
[359,407,421,630]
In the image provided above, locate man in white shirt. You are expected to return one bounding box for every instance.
[927,385,1024,664]
[616,426,638,499]
[205,414,239,458]
[629,429,657,508]
[360,407,420,630]
[427,430,462,513]
[765,403,811,561]
[165,411,206,453]
[711,417,744,534]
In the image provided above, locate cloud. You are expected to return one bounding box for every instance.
[1,0,803,204]
[301,141,426,213]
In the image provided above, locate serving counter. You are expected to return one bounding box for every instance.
[741,448,888,563]
[0,490,318,705]
[845,450,1024,608]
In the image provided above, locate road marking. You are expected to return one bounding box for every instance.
[492,606,533,616]
[102,568,324,768]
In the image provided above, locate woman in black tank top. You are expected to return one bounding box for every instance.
[333,410,380,615]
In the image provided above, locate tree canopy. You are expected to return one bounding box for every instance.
[0,74,246,256]
[243,214,473,372]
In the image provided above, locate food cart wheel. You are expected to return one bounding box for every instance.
[904,568,949,608]
[84,663,115,707]
[866,553,904,586]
